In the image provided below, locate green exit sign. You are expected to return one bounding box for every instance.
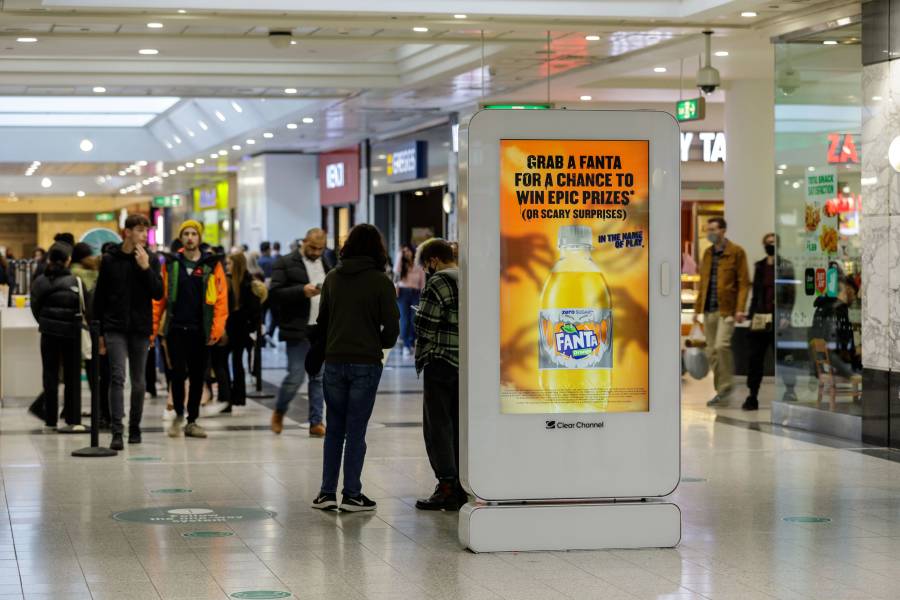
[95,212,115,222]
[153,195,182,208]
[676,97,706,122]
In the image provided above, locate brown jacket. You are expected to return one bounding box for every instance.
[695,239,750,317]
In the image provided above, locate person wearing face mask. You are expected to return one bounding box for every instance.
[694,217,750,408]
[744,233,778,411]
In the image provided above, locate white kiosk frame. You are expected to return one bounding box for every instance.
[458,110,681,552]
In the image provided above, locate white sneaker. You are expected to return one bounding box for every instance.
[402,347,411,359]
[162,408,176,421]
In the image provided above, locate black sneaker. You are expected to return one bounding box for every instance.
[311,493,338,511]
[741,396,759,411]
[416,482,463,511]
[110,433,124,451]
[340,493,376,513]
[128,428,142,444]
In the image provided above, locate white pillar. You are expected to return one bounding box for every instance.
[724,77,775,265]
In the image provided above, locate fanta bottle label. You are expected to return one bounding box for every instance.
[539,308,612,370]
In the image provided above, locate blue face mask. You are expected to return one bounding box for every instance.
[706,232,718,244]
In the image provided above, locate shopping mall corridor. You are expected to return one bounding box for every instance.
[0,353,898,600]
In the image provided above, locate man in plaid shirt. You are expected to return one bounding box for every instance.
[413,238,466,511]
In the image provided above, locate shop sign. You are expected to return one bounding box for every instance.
[675,97,706,122]
[192,181,229,212]
[387,141,427,182]
[153,195,182,208]
[95,212,115,222]
[827,133,859,164]
[319,147,360,206]
[679,132,725,162]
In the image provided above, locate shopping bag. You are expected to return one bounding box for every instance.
[683,322,709,379]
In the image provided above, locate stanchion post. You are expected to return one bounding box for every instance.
[72,321,117,457]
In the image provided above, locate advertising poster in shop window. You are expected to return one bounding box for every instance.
[498,139,650,414]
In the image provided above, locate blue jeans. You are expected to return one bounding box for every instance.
[397,288,420,350]
[320,363,383,497]
[275,339,324,424]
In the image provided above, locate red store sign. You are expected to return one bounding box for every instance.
[827,133,860,164]
[319,146,360,206]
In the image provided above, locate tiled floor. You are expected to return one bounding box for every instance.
[1,349,899,600]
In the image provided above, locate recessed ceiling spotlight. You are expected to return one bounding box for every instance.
[585,35,601,41]
[173,135,182,144]
[232,145,241,151]
[138,48,159,55]
[147,22,164,29]
[185,162,194,168]
[165,142,173,149]
[231,101,242,113]
[580,95,592,101]
[714,50,729,57]
[215,111,226,122]
[286,123,298,129]
[161,172,169,177]
[218,150,228,156]
[76,191,85,197]
[118,171,126,176]
[413,27,429,32]
[177,166,186,172]
[16,37,38,43]
[741,11,757,18]
[808,166,815,172]
[92,86,107,93]
[284,88,298,94]
[778,164,787,170]
[196,158,205,164]
[210,153,218,159]
[177,8,187,13]
[823,40,838,45]
[169,169,177,174]
[654,67,667,73]
[79,139,94,152]
[873,96,883,101]
[454,14,467,19]
[40,177,52,189]
[186,129,195,137]
[302,117,315,124]
[290,40,297,45]
[263,132,274,139]
[246,139,256,145]
[137,160,148,166]
[198,120,208,130]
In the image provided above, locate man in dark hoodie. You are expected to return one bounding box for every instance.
[94,214,164,450]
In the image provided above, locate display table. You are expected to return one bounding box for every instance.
[0,307,41,401]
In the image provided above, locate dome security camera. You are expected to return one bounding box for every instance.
[268,30,293,49]
[696,31,721,95]
[777,68,801,96]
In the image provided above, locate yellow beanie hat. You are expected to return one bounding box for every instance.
[178,219,203,238]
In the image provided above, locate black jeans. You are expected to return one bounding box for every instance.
[422,360,460,482]
[40,333,81,427]
[210,344,231,405]
[229,331,248,406]
[167,327,208,423]
[106,331,150,435]
[747,329,772,398]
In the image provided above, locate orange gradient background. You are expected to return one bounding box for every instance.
[499,139,650,413]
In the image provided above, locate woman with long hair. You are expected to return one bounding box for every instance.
[219,252,265,413]
[30,242,88,430]
[394,244,425,358]
[312,224,400,513]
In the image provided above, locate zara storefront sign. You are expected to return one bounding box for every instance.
[679,131,726,163]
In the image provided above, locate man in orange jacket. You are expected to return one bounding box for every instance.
[153,220,228,438]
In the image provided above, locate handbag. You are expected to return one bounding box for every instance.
[76,277,92,359]
[750,313,773,332]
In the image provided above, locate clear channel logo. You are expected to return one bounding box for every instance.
[545,420,605,430]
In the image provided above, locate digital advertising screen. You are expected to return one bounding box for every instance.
[499,139,650,414]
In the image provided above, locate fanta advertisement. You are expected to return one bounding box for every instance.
[499,139,650,414]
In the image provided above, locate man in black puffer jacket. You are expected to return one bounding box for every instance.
[30,242,87,430]
[93,214,164,450]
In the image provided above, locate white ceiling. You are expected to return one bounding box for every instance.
[0,0,860,198]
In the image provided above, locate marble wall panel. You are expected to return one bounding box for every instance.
[863,62,891,216]
[863,215,891,370]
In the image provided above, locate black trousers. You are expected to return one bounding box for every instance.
[145,340,157,397]
[167,327,208,423]
[210,344,231,405]
[747,329,773,397]
[39,333,81,427]
[422,360,460,482]
[229,333,248,406]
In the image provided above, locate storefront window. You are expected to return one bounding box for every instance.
[774,40,863,418]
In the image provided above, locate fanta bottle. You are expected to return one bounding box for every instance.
[538,225,612,411]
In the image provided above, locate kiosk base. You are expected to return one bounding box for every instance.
[459,501,681,553]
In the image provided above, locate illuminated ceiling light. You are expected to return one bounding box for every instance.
[741,11,757,18]
[118,171,126,176]
[165,142,173,149]
[413,27,429,33]
[137,160,148,166]
[198,120,208,130]
[173,135,182,144]
[776,169,784,175]
[302,117,315,124]
[138,48,159,55]
[196,158,205,164]
[714,51,729,57]
[161,172,169,177]
[168,169,177,174]
[823,40,838,45]
[286,123,298,129]
[210,153,218,159]
[185,162,194,168]
[778,164,787,170]
[808,166,815,172]
[147,22,164,29]
[232,144,241,151]
[75,190,85,197]
[585,35,601,41]
[215,110,226,122]
[378,154,386,160]
[177,9,187,13]
[454,14,467,19]
[284,88,298,95]
[837,17,852,26]
[40,177,52,189]
[873,96,883,101]
[218,149,228,156]
[653,67,667,73]
[231,101,242,113]
[579,95,592,101]
[246,139,256,145]
[290,40,297,45]
[92,86,107,93]
[79,139,94,152]
[792,181,800,189]
[176,166,186,172]
[186,129,195,137]
[16,37,37,43]
[414,190,424,196]
[120,189,126,194]
[263,132,274,139]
